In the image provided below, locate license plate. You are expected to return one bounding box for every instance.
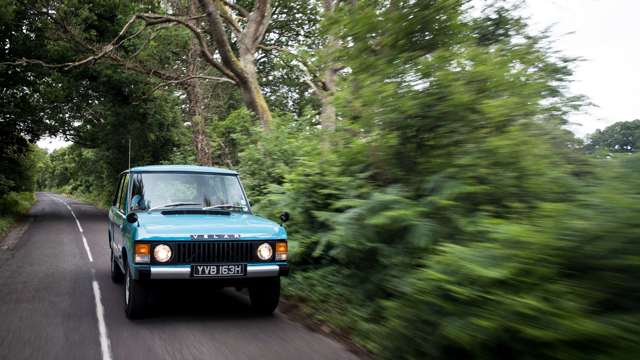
[191,264,246,277]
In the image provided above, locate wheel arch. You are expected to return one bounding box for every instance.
[120,247,129,271]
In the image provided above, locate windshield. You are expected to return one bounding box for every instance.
[129,172,249,212]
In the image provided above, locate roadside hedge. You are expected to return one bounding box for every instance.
[0,192,36,236]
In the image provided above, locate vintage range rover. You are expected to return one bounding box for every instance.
[108,165,289,318]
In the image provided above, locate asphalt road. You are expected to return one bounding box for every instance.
[0,193,357,360]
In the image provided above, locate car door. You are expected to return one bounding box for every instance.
[109,175,124,253]
[112,173,129,263]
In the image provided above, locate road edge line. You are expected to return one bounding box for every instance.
[48,195,92,262]
[82,234,94,262]
[92,280,113,360]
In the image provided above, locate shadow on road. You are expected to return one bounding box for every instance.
[107,276,268,322]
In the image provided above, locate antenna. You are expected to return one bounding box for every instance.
[128,137,132,170]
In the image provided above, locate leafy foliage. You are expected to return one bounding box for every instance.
[243,1,639,359]
[585,119,640,154]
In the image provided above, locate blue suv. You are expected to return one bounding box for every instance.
[108,165,289,318]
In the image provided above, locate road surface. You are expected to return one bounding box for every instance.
[0,193,357,360]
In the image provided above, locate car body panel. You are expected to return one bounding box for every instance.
[134,212,286,240]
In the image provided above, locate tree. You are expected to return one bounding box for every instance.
[298,0,347,130]
[0,0,91,190]
[586,119,640,154]
[1,0,273,164]
[256,0,322,116]
[277,0,351,131]
[128,0,275,129]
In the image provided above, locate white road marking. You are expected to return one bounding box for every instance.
[92,280,113,360]
[81,234,94,262]
[74,218,84,233]
[49,195,90,261]
[47,194,113,360]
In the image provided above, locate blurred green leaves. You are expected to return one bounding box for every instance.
[241,1,640,359]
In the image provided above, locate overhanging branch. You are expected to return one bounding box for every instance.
[151,75,235,92]
[2,12,239,83]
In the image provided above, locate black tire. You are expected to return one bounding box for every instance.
[110,248,124,283]
[249,277,280,315]
[124,264,147,319]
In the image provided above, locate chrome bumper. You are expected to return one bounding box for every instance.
[149,264,282,279]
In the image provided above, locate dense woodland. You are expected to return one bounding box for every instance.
[1,0,639,358]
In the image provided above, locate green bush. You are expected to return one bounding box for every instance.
[0,191,36,235]
[0,192,35,216]
[273,150,640,359]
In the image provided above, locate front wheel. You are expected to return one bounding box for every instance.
[249,277,280,315]
[124,265,147,319]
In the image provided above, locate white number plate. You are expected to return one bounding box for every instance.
[191,264,246,277]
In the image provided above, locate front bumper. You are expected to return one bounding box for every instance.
[137,263,289,280]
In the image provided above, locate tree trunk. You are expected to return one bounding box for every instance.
[319,63,338,130]
[185,0,212,166]
[316,2,343,130]
[239,79,272,130]
[238,53,272,130]
[185,77,212,166]
[197,0,273,130]
[320,96,336,131]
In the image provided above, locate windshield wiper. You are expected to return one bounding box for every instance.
[202,204,245,211]
[148,202,202,211]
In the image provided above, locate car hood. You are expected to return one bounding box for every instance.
[134,211,286,241]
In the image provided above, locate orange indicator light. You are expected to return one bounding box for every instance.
[276,242,287,253]
[135,243,150,255]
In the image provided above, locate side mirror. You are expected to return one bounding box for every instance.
[279,211,290,224]
[126,212,138,224]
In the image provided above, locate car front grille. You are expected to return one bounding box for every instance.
[154,241,275,264]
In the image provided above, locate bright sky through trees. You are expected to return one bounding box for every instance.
[523,0,640,137]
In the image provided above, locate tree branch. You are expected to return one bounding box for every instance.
[197,0,245,81]
[0,58,66,68]
[151,75,234,92]
[136,13,238,82]
[218,3,243,36]
[243,0,271,52]
[2,12,238,82]
[0,16,144,70]
[296,61,322,95]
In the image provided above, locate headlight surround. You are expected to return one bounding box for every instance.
[153,244,172,263]
[257,243,273,261]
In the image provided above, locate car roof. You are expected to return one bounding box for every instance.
[124,165,238,175]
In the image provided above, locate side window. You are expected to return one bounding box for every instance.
[118,174,130,212]
[113,175,124,207]
[130,174,146,211]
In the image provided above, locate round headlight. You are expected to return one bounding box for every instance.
[154,244,172,263]
[257,243,273,260]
